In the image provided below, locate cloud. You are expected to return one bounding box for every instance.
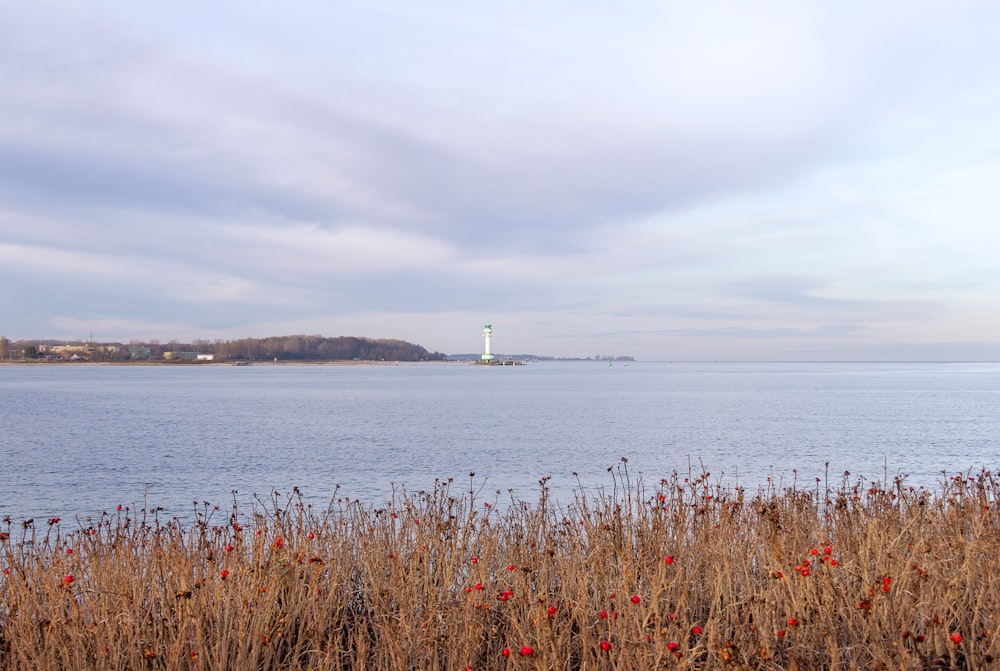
[227,224,459,276]
[721,275,944,321]
[0,3,872,238]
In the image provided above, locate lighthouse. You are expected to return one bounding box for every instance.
[481,324,494,362]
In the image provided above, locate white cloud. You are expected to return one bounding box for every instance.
[227,224,458,276]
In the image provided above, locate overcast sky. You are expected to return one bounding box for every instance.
[2,2,999,360]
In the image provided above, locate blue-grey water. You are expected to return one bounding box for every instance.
[1,361,998,521]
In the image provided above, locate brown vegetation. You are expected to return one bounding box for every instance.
[2,466,998,670]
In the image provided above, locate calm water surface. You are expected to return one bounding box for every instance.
[1,361,998,520]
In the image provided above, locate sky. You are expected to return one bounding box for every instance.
[2,2,999,361]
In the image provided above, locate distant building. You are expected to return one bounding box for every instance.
[128,346,152,360]
[164,351,213,361]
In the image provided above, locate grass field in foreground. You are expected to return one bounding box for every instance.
[2,465,998,670]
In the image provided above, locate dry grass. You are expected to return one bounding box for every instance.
[2,464,999,670]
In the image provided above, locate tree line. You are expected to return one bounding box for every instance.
[212,335,445,362]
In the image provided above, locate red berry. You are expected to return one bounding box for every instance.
[501,647,510,658]
[951,632,962,644]
[667,641,679,652]
[823,546,832,554]
[220,569,229,579]
[63,575,74,584]
[600,640,611,651]
[788,617,797,627]
[519,646,533,656]
[547,606,557,617]
[599,610,609,619]
[65,548,73,554]
[692,625,703,635]
[631,594,640,604]
[664,555,674,564]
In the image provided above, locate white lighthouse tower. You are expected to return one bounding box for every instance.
[481,324,494,362]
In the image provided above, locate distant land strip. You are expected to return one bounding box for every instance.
[0,335,445,364]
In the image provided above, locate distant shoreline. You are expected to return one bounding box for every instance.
[0,359,444,366]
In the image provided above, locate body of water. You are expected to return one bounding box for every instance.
[1,361,998,521]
